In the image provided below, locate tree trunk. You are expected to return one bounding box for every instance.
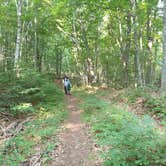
[80,21,92,84]
[34,16,38,69]
[72,11,81,74]
[55,48,62,78]
[124,11,131,87]
[131,0,143,87]
[14,0,22,70]
[94,34,99,83]
[146,7,153,85]
[161,0,166,96]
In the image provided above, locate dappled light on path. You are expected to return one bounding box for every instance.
[49,96,101,166]
[65,122,85,132]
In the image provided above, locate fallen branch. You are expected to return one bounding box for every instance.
[24,150,50,166]
[13,117,32,137]
[0,116,10,122]
[0,117,34,155]
[6,121,19,132]
[0,111,14,118]
[0,117,33,140]
[29,154,42,166]
[0,124,6,137]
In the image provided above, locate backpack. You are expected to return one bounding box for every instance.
[67,82,71,90]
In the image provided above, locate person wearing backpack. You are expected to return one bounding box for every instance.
[66,78,71,95]
[63,76,71,95]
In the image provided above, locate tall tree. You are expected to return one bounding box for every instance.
[14,0,23,70]
[0,0,163,88]
[161,0,166,95]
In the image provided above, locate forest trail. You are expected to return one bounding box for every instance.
[49,95,101,166]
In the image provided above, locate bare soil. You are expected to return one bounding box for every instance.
[49,95,102,166]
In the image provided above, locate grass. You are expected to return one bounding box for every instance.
[74,88,166,166]
[0,106,67,165]
[111,88,166,122]
[0,71,68,165]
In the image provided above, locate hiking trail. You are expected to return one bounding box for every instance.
[49,95,102,166]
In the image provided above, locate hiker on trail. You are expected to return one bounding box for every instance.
[63,76,71,95]
[63,76,68,95]
[66,78,71,95]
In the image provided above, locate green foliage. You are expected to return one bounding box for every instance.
[77,90,166,166]
[42,82,63,104]
[0,70,63,116]
[0,0,164,88]
[98,113,165,166]
[11,103,34,115]
[144,97,166,119]
[0,71,67,165]
[20,87,40,95]
[113,88,166,120]
[0,72,16,85]
[0,106,67,165]
[16,70,46,88]
[114,88,149,103]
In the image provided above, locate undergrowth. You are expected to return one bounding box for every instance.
[0,70,67,165]
[0,70,63,116]
[74,89,166,166]
[112,88,166,121]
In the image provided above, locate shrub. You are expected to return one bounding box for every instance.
[78,91,166,166]
[112,88,166,120]
[0,71,66,165]
[0,70,63,116]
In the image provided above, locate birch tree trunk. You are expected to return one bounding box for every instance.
[34,16,38,69]
[124,11,131,87]
[131,0,143,87]
[161,0,166,96]
[72,11,81,71]
[14,0,22,69]
[80,21,91,84]
[146,7,153,85]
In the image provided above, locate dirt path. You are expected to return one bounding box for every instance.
[49,95,101,166]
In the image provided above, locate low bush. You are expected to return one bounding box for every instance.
[0,105,67,165]
[112,88,166,120]
[0,70,63,116]
[76,90,166,166]
[0,70,67,165]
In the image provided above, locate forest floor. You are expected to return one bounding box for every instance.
[48,95,102,166]
[98,88,164,128]
[0,85,165,165]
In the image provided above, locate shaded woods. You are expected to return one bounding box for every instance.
[0,0,166,166]
[0,0,166,90]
